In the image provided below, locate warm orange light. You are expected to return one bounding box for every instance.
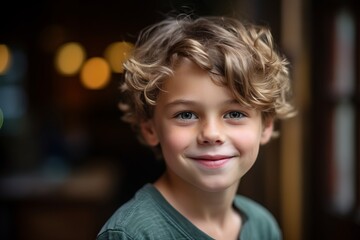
[104,41,134,73]
[80,57,111,89]
[0,44,11,75]
[55,42,86,75]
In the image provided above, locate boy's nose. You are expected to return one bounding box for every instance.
[197,120,225,145]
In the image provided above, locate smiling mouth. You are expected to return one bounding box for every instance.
[189,155,234,169]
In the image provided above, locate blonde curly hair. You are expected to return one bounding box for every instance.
[119,15,296,143]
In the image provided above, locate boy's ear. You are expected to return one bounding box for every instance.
[260,118,274,145]
[140,120,159,146]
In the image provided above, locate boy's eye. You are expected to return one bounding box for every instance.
[224,111,245,119]
[175,112,197,120]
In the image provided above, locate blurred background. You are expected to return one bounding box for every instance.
[0,0,359,239]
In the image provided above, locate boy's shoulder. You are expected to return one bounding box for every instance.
[235,194,282,239]
[97,184,163,239]
[234,194,277,220]
[97,184,210,240]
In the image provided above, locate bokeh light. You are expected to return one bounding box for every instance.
[104,41,134,73]
[0,44,11,75]
[80,57,111,89]
[55,42,86,75]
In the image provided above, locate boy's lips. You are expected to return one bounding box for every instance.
[189,155,233,161]
[188,155,235,169]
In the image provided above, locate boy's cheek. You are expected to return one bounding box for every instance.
[161,127,194,149]
[229,131,261,151]
[168,130,191,146]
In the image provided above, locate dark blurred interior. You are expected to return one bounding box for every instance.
[0,0,359,239]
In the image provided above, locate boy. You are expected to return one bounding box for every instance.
[97,15,295,240]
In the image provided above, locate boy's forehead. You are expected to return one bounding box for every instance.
[158,69,260,113]
[172,57,203,74]
[165,60,214,89]
[168,58,223,87]
[158,63,236,103]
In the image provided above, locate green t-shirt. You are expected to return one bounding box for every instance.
[97,184,282,240]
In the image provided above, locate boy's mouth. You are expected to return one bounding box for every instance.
[189,155,233,161]
[188,155,234,169]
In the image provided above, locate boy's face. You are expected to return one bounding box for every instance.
[141,59,273,193]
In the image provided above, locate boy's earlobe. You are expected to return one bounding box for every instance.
[140,120,160,146]
[260,119,274,145]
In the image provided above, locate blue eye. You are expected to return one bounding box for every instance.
[175,112,197,120]
[224,111,245,119]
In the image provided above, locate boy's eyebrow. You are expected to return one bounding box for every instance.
[164,99,241,108]
[164,99,197,108]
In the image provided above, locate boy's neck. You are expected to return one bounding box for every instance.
[154,171,242,239]
[154,171,240,224]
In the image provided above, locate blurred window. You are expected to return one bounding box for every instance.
[328,9,357,215]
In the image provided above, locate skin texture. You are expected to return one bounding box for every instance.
[140,59,274,239]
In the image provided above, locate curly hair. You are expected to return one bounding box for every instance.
[119,15,296,143]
